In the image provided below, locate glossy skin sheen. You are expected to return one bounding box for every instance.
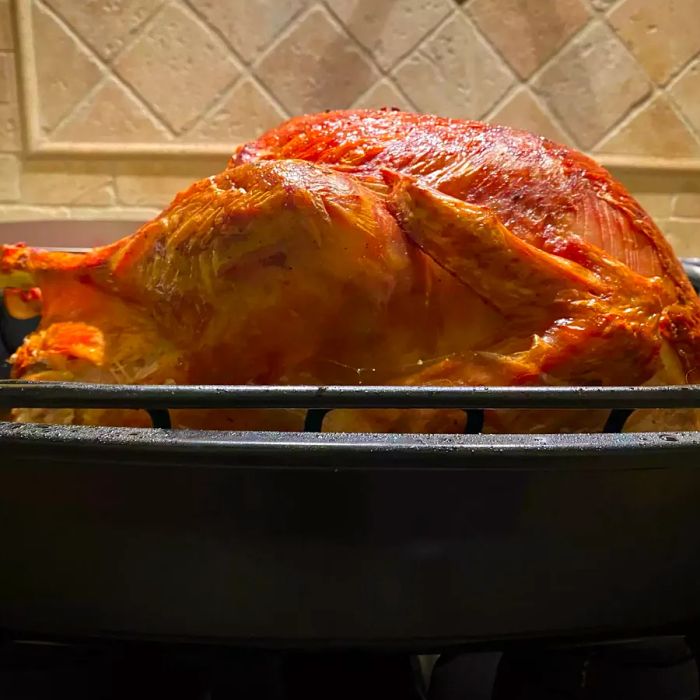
[2,109,699,432]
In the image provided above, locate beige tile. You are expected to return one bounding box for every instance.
[52,78,171,143]
[0,102,21,151]
[468,0,590,79]
[330,0,452,70]
[0,0,13,50]
[255,6,380,115]
[0,52,13,103]
[670,58,700,135]
[393,14,514,119]
[675,193,700,218]
[611,170,700,195]
[488,88,571,145]
[608,0,700,85]
[194,0,307,63]
[0,204,160,222]
[352,79,414,111]
[116,159,223,207]
[188,78,286,144]
[631,192,673,219]
[45,0,160,60]
[598,95,700,157]
[114,3,240,133]
[32,3,103,134]
[532,21,650,149]
[20,160,114,206]
[0,154,19,201]
[665,218,700,257]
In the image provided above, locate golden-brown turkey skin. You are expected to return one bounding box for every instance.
[2,109,699,432]
[233,111,687,285]
[234,109,700,384]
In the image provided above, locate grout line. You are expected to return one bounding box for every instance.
[34,0,107,139]
[582,9,660,151]
[382,1,455,74]
[589,87,656,152]
[600,0,626,15]
[667,97,700,152]
[38,0,176,140]
[247,2,322,115]
[463,18,519,119]
[103,0,169,66]
[603,16,691,112]
[383,8,462,112]
[536,17,652,150]
[481,83,520,122]
[247,72,292,120]
[524,15,595,89]
[320,0,425,111]
[46,75,108,138]
[461,0,587,125]
[183,0,291,123]
[665,55,700,143]
[179,75,244,139]
[535,92,579,144]
[253,2,317,71]
[664,47,700,88]
[169,1,243,134]
[186,0,309,67]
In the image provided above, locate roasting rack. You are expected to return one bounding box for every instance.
[0,260,699,650]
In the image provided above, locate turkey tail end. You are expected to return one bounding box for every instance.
[0,243,37,289]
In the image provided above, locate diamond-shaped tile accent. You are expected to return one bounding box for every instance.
[114,3,240,133]
[330,0,452,70]
[33,3,102,134]
[468,0,591,79]
[192,0,307,64]
[532,21,650,149]
[53,77,171,143]
[670,58,700,135]
[45,0,160,61]
[488,88,571,145]
[393,13,514,119]
[598,94,700,157]
[255,6,380,115]
[188,78,287,143]
[353,79,414,111]
[608,0,700,85]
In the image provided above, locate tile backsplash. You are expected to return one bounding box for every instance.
[0,0,698,255]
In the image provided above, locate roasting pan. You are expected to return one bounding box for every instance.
[0,236,699,651]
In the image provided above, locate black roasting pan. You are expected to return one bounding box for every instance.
[0,257,698,650]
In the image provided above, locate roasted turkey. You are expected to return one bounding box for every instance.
[1,109,699,432]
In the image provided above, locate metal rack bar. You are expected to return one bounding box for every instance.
[1,381,699,411]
